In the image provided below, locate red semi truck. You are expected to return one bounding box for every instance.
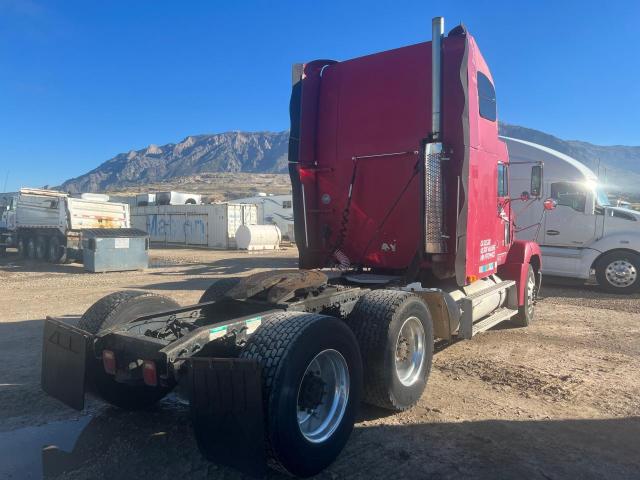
[41,17,542,477]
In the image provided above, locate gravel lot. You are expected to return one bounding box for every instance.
[1,247,638,479]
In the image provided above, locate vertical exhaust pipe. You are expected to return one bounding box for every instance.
[424,16,446,254]
[431,16,444,141]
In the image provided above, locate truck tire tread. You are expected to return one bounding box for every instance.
[347,290,433,411]
[240,311,362,477]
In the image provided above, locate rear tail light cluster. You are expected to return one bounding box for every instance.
[102,350,158,387]
[142,360,158,387]
[102,350,116,375]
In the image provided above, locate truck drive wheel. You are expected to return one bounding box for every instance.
[347,290,433,411]
[17,237,27,258]
[240,312,363,477]
[596,251,640,294]
[79,290,180,410]
[35,236,48,261]
[512,265,536,327]
[47,236,64,263]
[26,237,37,259]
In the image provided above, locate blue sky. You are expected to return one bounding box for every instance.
[1,0,638,191]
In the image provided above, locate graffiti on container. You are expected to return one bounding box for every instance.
[183,219,206,237]
[148,216,171,236]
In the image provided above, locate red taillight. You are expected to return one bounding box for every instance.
[102,350,116,375]
[142,360,158,387]
[298,166,316,181]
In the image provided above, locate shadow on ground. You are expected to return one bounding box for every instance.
[0,253,85,274]
[22,407,639,480]
[133,257,299,291]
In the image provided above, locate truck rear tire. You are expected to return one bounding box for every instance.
[47,236,65,263]
[595,251,640,294]
[26,237,37,259]
[347,290,433,411]
[79,290,181,410]
[512,265,536,327]
[240,312,363,477]
[17,237,27,258]
[35,236,47,261]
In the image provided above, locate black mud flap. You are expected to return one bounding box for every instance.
[41,317,92,411]
[187,358,266,477]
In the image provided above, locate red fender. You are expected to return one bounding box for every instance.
[497,240,542,306]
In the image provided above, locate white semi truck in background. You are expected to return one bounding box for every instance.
[507,137,640,293]
[0,188,142,267]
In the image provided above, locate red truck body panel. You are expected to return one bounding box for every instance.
[290,26,538,294]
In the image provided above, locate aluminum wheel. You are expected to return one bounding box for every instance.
[605,259,637,288]
[395,316,426,387]
[297,349,349,444]
[526,269,536,318]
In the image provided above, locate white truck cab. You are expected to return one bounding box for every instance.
[505,136,640,293]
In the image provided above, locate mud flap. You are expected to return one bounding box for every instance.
[41,317,92,411]
[187,358,266,477]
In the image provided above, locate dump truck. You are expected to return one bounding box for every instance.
[41,17,544,477]
[0,192,18,256]
[1,188,148,270]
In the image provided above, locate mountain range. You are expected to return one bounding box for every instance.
[59,125,640,197]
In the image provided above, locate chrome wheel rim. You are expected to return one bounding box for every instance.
[395,316,426,387]
[297,349,349,444]
[526,271,536,318]
[605,259,637,288]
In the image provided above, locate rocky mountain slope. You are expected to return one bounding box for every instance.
[61,131,289,193]
[60,125,640,196]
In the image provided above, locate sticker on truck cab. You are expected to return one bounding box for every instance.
[479,262,497,273]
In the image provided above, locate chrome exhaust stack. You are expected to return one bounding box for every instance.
[424,16,446,254]
[431,16,444,141]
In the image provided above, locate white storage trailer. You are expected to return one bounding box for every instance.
[131,203,258,249]
[233,194,295,241]
[1,188,148,271]
[507,136,640,293]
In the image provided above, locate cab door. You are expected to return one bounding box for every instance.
[543,181,597,247]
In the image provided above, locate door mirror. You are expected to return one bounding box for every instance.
[530,165,543,198]
[543,198,557,211]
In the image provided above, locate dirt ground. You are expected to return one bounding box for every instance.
[0,247,638,479]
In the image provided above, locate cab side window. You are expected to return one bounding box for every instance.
[550,182,587,212]
[497,163,508,197]
[478,72,497,121]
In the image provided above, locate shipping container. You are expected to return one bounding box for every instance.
[131,203,257,249]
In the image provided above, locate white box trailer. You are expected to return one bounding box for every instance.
[131,203,258,249]
[3,188,147,270]
[506,136,640,293]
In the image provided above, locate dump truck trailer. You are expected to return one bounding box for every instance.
[41,17,544,477]
[1,188,147,270]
